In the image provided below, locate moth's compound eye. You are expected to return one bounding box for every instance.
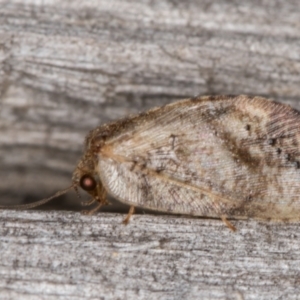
[80,175,97,191]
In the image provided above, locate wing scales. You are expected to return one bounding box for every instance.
[98,96,300,220]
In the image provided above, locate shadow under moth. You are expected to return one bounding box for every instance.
[3,95,300,230]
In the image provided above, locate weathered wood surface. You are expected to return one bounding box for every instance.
[1,210,300,300]
[1,0,300,299]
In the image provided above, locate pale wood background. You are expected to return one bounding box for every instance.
[1,0,300,299]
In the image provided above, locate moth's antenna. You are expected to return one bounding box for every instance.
[0,185,74,210]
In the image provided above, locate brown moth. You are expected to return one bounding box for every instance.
[3,95,300,229]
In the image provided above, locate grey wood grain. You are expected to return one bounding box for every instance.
[1,0,300,299]
[1,210,300,300]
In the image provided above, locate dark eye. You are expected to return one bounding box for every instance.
[79,175,97,191]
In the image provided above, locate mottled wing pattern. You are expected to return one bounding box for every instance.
[98,96,300,220]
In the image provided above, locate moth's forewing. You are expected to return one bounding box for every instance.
[96,96,300,220]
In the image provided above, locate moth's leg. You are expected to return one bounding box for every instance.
[122,206,135,225]
[82,202,103,215]
[81,184,108,215]
[221,216,236,232]
[81,198,96,206]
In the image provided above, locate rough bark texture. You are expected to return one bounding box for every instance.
[1,0,300,299]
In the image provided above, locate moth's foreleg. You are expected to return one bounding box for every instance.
[81,183,108,215]
[82,202,104,215]
[81,198,96,206]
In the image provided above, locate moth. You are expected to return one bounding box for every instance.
[3,95,300,230]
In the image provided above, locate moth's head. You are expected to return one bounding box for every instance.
[72,150,101,200]
[72,126,110,202]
